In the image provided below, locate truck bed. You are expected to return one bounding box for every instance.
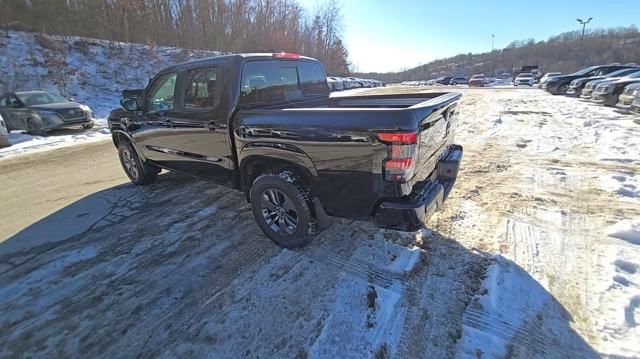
[233,91,461,220]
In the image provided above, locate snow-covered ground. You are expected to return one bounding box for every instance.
[1,77,640,356]
[0,31,220,159]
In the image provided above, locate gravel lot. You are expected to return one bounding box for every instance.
[1,87,638,358]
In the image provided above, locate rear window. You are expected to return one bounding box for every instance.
[184,67,219,109]
[240,60,329,106]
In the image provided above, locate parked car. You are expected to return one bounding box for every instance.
[591,71,640,106]
[0,91,95,135]
[347,77,363,88]
[579,69,640,100]
[544,64,637,95]
[0,113,9,148]
[514,73,535,86]
[631,87,640,114]
[108,53,463,248]
[538,72,562,88]
[435,76,453,85]
[341,77,355,89]
[449,77,468,85]
[616,83,640,109]
[327,77,344,91]
[568,67,639,97]
[468,74,486,87]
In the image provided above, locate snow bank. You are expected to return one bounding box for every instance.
[1,31,220,118]
[608,219,640,245]
[0,31,221,159]
[0,129,111,159]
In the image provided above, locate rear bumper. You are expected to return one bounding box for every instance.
[374,144,462,231]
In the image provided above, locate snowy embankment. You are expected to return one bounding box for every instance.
[0,31,219,159]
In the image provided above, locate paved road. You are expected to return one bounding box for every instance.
[0,139,127,240]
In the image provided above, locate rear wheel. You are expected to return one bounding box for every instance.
[82,121,94,130]
[118,140,158,185]
[250,172,317,248]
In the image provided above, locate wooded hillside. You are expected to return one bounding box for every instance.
[1,0,351,76]
[356,26,640,82]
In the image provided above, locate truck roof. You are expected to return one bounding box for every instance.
[166,53,319,72]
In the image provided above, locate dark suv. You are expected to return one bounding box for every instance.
[544,64,637,95]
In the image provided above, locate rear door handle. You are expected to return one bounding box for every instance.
[162,119,174,127]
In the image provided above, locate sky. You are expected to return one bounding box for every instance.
[298,0,640,73]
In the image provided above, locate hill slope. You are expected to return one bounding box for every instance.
[0,31,219,118]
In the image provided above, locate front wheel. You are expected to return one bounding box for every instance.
[250,172,317,248]
[556,84,569,95]
[118,141,158,185]
[26,118,46,136]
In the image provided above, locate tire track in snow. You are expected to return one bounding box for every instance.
[296,237,406,289]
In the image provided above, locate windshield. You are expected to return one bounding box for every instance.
[518,73,532,78]
[17,92,69,106]
[625,71,640,79]
[605,68,639,77]
[471,75,484,79]
[570,66,599,76]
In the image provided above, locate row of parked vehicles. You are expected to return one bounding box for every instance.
[326,77,385,91]
[540,63,640,112]
[401,75,500,87]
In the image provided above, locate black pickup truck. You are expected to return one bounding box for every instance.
[108,53,463,248]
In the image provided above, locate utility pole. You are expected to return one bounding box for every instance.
[576,17,593,64]
[491,34,495,52]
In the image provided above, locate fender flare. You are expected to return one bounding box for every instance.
[238,141,319,188]
[110,129,148,162]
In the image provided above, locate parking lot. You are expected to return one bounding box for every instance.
[1,87,639,357]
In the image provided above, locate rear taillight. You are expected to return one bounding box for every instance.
[376,131,419,183]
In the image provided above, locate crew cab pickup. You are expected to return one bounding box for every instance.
[108,53,463,248]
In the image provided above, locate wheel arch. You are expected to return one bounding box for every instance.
[111,130,147,161]
[239,145,319,199]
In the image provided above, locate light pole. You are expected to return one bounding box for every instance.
[576,17,593,59]
[491,34,495,52]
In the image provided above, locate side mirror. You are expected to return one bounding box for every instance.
[68,97,75,102]
[121,98,139,112]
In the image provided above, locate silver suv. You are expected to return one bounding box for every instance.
[0,91,94,135]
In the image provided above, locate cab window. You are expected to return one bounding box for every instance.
[240,60,329,106]
[184,67,219,110]
[146,72,177,113]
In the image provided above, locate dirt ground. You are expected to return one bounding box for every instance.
[1,87,638,358]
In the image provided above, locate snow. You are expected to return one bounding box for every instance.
[608,219,640,245]
[1,71,640,355]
